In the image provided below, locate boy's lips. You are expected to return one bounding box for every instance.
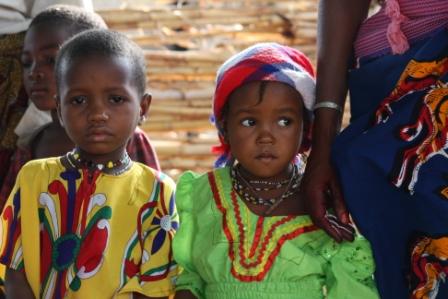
[86,128,113,141]
[29,88,48,96]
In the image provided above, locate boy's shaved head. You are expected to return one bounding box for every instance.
[55,29,147,96]
[30,4,107,35]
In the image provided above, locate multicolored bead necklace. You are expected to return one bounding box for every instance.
[230,163,303,215]
[65,148,132,176]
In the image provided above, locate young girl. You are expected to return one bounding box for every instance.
[173,43,379,299]
[0,5,161,211]
[0,29,178,298]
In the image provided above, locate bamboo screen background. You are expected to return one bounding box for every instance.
[95,1,351,178]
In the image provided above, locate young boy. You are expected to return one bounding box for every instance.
[0,5,160,211]
[0,29,178,298]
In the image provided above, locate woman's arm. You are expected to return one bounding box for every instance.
[302,0,371,242]
[5,268,34,299]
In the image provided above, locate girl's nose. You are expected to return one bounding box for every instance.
[256,124,275,144]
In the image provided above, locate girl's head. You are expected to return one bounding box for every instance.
[212,43,315,177]
[21,5,106,111]
[55,29,150,164]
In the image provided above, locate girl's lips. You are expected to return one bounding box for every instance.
[256,153,277,161]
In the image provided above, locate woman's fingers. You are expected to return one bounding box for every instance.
[325,212,355,241]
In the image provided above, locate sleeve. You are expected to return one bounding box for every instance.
[122,173,179,297]
[325,235,380,299]
[126,127,161,171]
[172,171,205,299]
[0,174,24,272]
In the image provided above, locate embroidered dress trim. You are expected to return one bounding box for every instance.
[208,171,318,282]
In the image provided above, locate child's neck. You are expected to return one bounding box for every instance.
[231,163,306,217]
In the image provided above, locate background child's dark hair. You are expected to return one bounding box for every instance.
[55,29,147,96]
[30,5,107,35]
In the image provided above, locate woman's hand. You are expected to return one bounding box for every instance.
[302,147,354,242]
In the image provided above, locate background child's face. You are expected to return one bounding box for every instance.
[224,81,303,178]
[22,24,71,111]
[57,55,150,163]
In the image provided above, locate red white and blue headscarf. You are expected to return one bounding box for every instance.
[211,43,316,167]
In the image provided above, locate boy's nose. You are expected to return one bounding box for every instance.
[88,103,109,123]
[88,111,109,123]
[28,65,44,81]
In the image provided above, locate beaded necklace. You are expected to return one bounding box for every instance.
[65,148,132,176]
[247,177,290,191]
[230,164,303,216]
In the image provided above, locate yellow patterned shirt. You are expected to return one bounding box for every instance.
[0,157,178,298]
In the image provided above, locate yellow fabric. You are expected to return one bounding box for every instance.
[0,157,178,298]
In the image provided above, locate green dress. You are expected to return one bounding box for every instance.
[173,168,379,299]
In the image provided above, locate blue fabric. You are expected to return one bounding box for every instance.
[332,28,448,299]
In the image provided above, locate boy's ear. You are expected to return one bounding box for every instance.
[140,93,152,119]
[55,95,64,127]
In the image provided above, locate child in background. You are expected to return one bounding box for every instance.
[0,29,178,298]
[0,5,160,212]
[172,43,379,299]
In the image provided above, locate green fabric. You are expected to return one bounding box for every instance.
[173,168,379,299]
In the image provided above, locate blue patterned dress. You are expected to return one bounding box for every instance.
[332,28,448,299]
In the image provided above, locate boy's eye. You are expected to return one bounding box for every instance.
[21,59,32,69]
[109,95,125,104]
[241,118,256,127]
[45,56,56,65]
[70,95,87,105]
[278,118,291,127]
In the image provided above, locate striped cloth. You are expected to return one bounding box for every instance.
[354,0,448,59]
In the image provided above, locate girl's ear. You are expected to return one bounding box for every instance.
[55,95,64,127]
[218,120,228,144]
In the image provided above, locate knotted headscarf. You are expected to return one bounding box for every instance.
[211,43,316,167]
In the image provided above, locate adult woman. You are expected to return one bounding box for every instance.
[302,1,448,298]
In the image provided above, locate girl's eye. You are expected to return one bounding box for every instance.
[109,95,125,104]
[241,118,256,127]
[70,96,87,105]
[278,118,291,127]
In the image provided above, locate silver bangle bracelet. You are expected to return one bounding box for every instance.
[313,101,343,113]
